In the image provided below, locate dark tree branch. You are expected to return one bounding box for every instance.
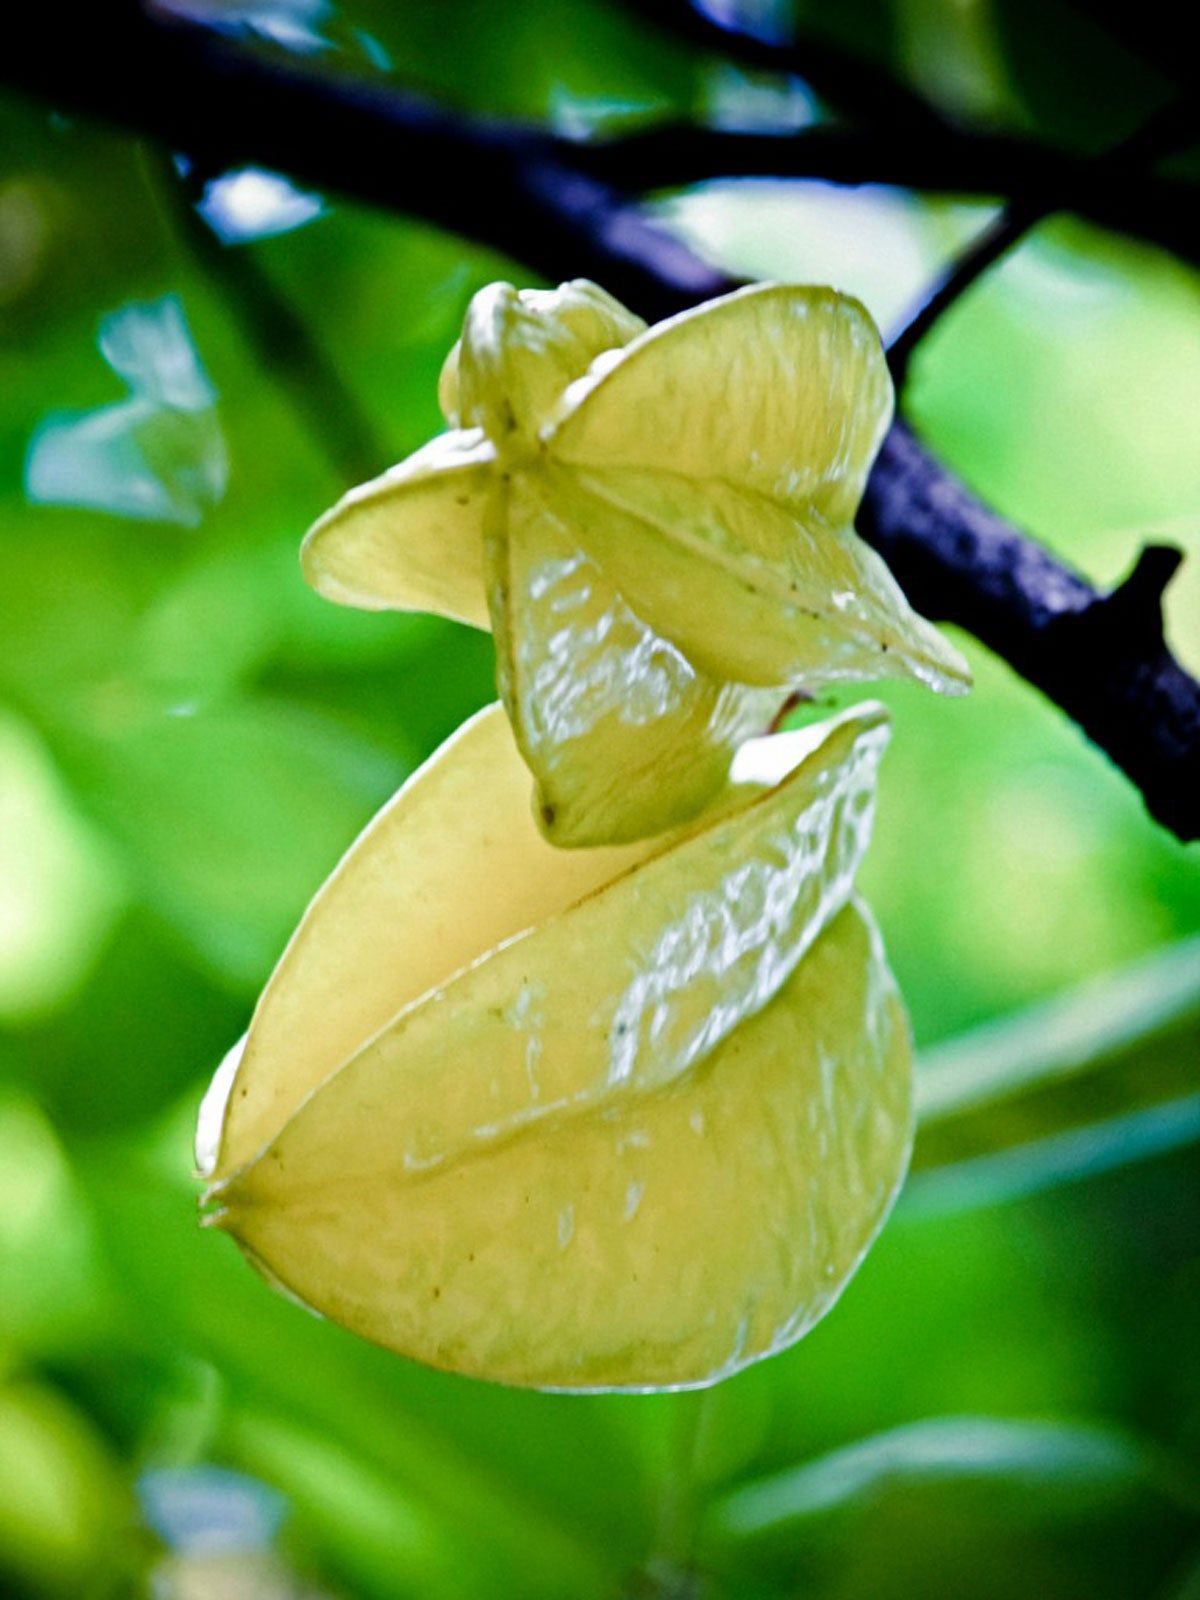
[609,0,950,132]
[572,123,1200,264]
[146,147,389,484]
[1061,0,1197,95]
[859,433,1198,841]
[886,203,1047,390]
[7,1,1193,268]
[3,2,1198,838]
[2,0,716,320]
[887,97,1199,388]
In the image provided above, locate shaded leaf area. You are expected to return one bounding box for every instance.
[25,295,228,528]
[907,936,1200,1214]
[703,1415,1200,1599]
[0,1101,1194,1600]
[51,1139,655,1600]
[715,1415,1200,1538]
[1,0,1199,1595]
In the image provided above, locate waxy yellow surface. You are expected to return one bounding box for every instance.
[199,703,913,1390]
[489,472,779,844]
[302,280,969,846]
[199,704,660,1186]
[303,428,492,628]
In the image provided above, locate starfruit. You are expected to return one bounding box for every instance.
[198,702,913,1392]
[302,279,970,847]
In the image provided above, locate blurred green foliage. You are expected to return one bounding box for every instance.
[1,0,1197,1595]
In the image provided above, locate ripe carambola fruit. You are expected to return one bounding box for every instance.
[198,702,914,1391]
[301,280,970,847]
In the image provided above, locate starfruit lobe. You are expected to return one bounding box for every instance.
[487,466,782,847]
[302,279,645,630]
[543,283,972,697]
[199,701,912,1392]
[301,428,494,627]
[442,280,646,450]
[300,277,970,850]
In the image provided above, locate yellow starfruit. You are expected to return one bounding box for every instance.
[198,702,914,1392]
[302,279,969,846]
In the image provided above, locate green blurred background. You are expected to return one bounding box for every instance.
[1,1,1198,1595]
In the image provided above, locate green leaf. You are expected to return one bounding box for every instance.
[0,709,124,1025]
[2,909,245,1138]
[0,1090,111,1357]
[224,1406,493,1600]
[60,698,399,989]
[77,1141,626,1599]
[0,1376,134,1598]
[905,937,1200,1215]
[708,1415,1200,1547]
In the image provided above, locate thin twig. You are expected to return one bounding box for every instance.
[145,147,389,483]
[571,123,1200,263]
[643,1391,711,1598]
[887,98,1199,389]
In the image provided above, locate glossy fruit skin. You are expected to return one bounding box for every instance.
[199,704,913,1392]
[302,280,970,847]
